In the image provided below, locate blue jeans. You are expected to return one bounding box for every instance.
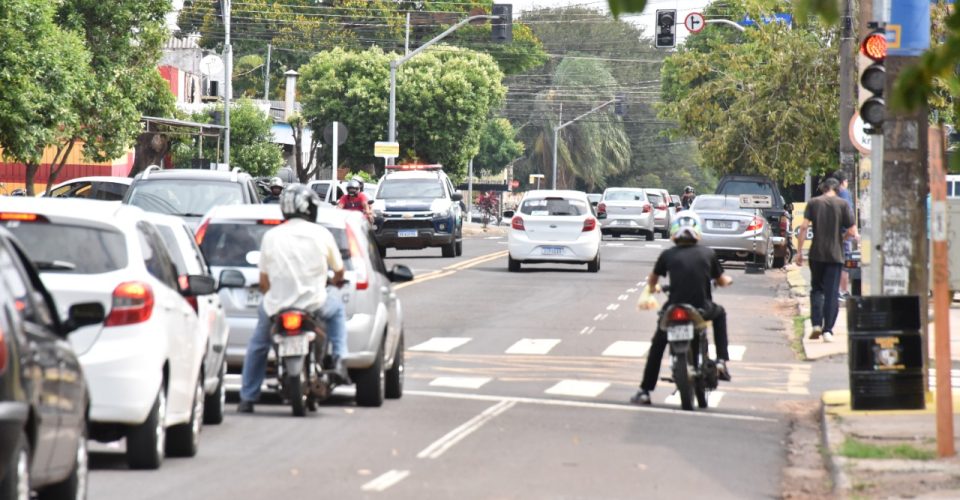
[240,288,348,403]
[810,260,843,333]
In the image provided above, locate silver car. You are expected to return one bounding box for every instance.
[197,204,410,406]
[644,189,674,239]
[598,187,655,240]
[691,195,775,268]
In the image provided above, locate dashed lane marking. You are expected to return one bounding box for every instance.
[361,470,410,492]
[505,338,561,355]
[618,294,629,301]
[544,380,611,398]
[429,377,492,389]
[579,326,596,336]
[606,303,620,311]
[409,337,472,353]
[595,313,609,321]
[601,341,651,358]
[626,288,638,293]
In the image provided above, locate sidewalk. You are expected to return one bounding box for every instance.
[462,221,506,237]
[788,263,960,497]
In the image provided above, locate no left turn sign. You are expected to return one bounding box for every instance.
[685,12,705,33]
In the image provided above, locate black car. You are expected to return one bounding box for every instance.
[123,166,262,230]
[0,227,104,498]
[714,175,795,268]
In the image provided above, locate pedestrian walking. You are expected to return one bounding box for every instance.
[830,170,855,302]
[795,177,858,342]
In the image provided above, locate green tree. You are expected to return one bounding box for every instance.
[475,118,524,174]
[658,4,838,185]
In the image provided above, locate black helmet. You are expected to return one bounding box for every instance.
[280,184,320,221]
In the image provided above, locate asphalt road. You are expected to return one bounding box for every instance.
[89,233,810,500]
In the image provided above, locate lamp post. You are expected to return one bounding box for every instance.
[551,97,620,189]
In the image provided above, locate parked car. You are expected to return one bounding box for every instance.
[597,187,655,240]
[145,213,230,424]
[42,176,132,201]
[0,226,104,499]
[644,189,674,239]
[714,175,793,268]
[507,190,601,272]
[197,204,412,406]
[0,197,215,469]
[691,195,775,268]
[123,165,261,229]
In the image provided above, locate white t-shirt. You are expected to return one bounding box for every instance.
[259,218,344,317]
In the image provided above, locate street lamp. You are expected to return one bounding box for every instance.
[551,97,620,190]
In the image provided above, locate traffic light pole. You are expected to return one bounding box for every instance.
[386,14,499,165]
[551,97,619,190]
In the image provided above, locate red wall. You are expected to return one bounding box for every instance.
[158,65,180,99]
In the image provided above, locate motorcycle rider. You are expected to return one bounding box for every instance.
[631,211,733,406]
[680,186,696,210]
[237,185,349,413]
[262,177,284,204]
[337,179,373,222]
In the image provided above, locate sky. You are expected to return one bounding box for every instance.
[509,0,714,46]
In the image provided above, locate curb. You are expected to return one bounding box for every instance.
[819,399,852,496]
[462,224,506,237]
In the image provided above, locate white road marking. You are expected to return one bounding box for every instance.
[626,288,638,293]
[579,326,596,336]
[545,380,611,398]
[605,243,625,247]
[601,341,651,357]
[409,337,472,353]
[484,236,503,240]
[595,313,609,321]
[636,281,645,287]
[644,244,662,248]
[708,345,747,362]
[664,390,726,408]
[497,241,508,245]
[505,338,561,355]
[416,400,516,459]
[606,303,620,311]
[579,326,590,335]
[361,470,410,492]
[618,294,629,301]
[406,390,776,422]
[429,377,492,389]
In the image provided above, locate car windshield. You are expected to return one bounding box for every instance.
[519,197,588,216]
[310,182,331,199]
[377,179,444,199]
[200,223,273,267]
[692,197,753,213]
[718,181,775,198]
[4,222,127,273]
[127,180,244,217]
[603,190,646,202]
[647,193,663,205]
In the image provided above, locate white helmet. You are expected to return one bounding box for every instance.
[669,210,702,244]
[269,177,284,189]
[280,184,319,221]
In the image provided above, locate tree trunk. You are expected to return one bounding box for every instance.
[45,140,77,195]
[24,162,39,196]
[130,132,172,177]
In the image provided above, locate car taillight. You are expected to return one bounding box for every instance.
[105,281,154,327]
[668,307,690,322]
[345,224,369,290]
[511,217,525,231]
[259,219,283,225]
[195,219,210,245]
[0,326,7,375]
[0,213,47,222]
[746,216,764,232]
[582,217,597,232]
[281,311,303,331]
[657,203,667,211]
[597,203,606,215]
[642,204,652,213]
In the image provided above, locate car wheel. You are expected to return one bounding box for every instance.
[167,375,204,457]
[354,344,385,407]
[38,421,88,500]
[0,431,30,500]
[126,388,166,469]
[587,252,600,273]
[385,332,404,399]
[441,241,456,258]
[455,240,463,257]
[764,243,776,270]
[645,231,655,241]
[507,256,521,272]
[203,361,226,425]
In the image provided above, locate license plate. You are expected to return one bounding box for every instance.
[541,247,564,256]
[667,324,694,342]
[398,230,418,238]
[709,220,734,230]
[245,288,261,307]
[278,336,309,356]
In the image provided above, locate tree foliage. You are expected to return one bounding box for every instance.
[658,3,839,185]
[475,118,523,174]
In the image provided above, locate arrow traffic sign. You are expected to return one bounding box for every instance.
[685,12,705,33]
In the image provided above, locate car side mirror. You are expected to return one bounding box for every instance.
[502,210,515,219]
[218,269,246,289]
[451,192,463,202]
[388,264,415,283]
[182,275,216,296]
[591,201,598,207]
[62,302,106,335]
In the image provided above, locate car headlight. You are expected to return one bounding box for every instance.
[432,210,450,219]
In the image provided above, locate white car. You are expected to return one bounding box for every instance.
[0,198,213,469]
[41,176,132,200]
[145,213,230,424]
[507,190,601,273]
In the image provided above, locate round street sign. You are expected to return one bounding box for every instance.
[849,112,872,154]
[323,122,348,146]
[685,12,705,33]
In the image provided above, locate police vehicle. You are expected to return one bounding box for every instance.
[372,164,464,258]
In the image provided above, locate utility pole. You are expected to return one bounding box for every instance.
[839,0,857,206]
[552,97,620,189]
[264,43,271,100]
[223,0,232,167]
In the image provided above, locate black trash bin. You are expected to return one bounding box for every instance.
[847,295,925,410]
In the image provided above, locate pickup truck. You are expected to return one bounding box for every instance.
[714,174,794,268]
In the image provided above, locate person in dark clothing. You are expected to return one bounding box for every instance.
[631,211,733,406]
[830,170,855,301]
[796,178,859,342]
[262,177,283,204]
[680,186,696,210]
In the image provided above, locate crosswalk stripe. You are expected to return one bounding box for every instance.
[505,339,561,355]
[663,390,726,407]
[709,345,747,362]
[409,337,472,353]
[430,377,492,389]
[544,380,611,398]
[601,341,651,358]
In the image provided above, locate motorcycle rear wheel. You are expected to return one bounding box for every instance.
[287,373,306,417]
[695,378,708,408]
[672,356,694,411]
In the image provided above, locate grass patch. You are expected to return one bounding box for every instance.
[839,437,936,460]
[791,315,808,359]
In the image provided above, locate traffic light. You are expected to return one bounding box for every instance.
[655,10,676,48]
[492,4,513,43]
[859,22,887,133]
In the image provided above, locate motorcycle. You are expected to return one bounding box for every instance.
[659,303,719,411]
[270,308,339,416]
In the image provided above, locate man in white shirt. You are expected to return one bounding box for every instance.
[238,185,348,413]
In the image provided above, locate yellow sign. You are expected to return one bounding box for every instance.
[886,24,902,49]
[374,141,399,158]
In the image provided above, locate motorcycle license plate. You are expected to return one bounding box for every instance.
[667,324,694,342]
[245,288,261,307]
[278,336,309,356]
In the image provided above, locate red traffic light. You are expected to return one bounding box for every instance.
[861,31,887,62]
